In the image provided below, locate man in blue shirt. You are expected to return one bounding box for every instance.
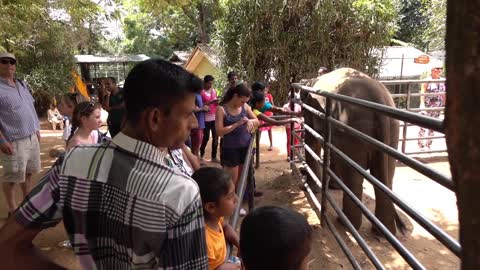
[0,52,41,217]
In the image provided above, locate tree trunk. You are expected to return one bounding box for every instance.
[445,1,480,269]
[196,2,209,44]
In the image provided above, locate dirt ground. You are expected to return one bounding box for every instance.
[0,127,459,269]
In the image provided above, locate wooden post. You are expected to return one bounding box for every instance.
[445,1,480,268]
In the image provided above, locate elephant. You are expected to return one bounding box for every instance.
[300,68,405,235]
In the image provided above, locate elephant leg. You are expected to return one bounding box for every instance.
[370,152,397,234]
[336,157,365,230]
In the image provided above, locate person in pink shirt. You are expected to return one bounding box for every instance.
[283,98,302,160]
[200,75,220,162]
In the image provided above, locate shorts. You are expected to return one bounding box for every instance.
[221,146,249,167]
[0,134,41,183]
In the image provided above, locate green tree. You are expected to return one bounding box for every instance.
[217,0,397,102]
[0,0,106,114]
[394,0,430,49]
[138,0,224,46]
[422,0,446,51]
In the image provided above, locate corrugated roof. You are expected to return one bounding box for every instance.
[74,54,150,64]
[376,46,444,79]
[196,44,220,66]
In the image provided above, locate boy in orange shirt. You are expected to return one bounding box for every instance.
[192,167,241,270]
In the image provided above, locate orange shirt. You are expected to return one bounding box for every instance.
[206,217,226,270]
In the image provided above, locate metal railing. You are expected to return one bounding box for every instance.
[379,79,447,155]
[288,82,460,269]
[227,133,256,257]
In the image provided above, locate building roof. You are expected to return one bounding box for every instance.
[184,44,220,72]
[376,46,444,79]
[74,54,150,64]
[168,51,191,65]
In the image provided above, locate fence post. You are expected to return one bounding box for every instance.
[255,131,260,169]
[289,86,295,161]
[402,84,411,154]
[320,98,332,226]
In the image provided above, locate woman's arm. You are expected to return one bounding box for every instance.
[245,105,260,132]
[420,83,427,108]
[215,107,247,137]
[257,113,298,126]
[268,105,302,116]
[181,145,200,172]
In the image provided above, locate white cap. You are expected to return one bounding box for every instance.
[0,52,16,60]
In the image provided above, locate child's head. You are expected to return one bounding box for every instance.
[251,81,265,93]
[204,75,214,90]
[250,91,265,110]
[192,167,238,219]
[240,206,312,270]
[58,93,84,117]
[69,101,101,136]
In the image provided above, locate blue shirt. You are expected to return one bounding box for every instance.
[195,93,205,129]
[260,101,273,113]
[0,78,40,141]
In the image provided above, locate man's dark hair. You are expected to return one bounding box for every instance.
[107,76,117,84]
[204,75,214,83]
[240,206,312,270]
[123,59,202,122]
[227,71,238,80]
[192,167,232,204]
[251,81,265,92]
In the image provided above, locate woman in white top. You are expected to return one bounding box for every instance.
[47,104,64,130]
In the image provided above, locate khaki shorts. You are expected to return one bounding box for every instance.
[1,134,41,183]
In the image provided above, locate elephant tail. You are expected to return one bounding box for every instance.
[395,210,407,235]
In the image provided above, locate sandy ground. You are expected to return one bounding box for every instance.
[0,127,458,269]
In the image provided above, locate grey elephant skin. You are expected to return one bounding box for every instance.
[302,68,405,235]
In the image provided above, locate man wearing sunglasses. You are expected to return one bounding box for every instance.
[0,52,41,217]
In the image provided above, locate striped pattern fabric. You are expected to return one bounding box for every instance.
[15,132,208,270]
[0,78,40,141]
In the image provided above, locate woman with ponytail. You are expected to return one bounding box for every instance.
[66,101,102,150]
[216,82,259,197]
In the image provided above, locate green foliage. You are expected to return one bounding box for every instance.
[136,0,224,48]
[0,0,106,112]
[422,0,446,51]
[216,0,397,102]
[394,0,429,49]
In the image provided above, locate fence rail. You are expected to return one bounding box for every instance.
[288,81,459,269]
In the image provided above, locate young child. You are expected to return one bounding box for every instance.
[250,91,299,129]
[282,97,303,158]
[192,167,241,270]
[66,101,102,150]
[240,206,312,270]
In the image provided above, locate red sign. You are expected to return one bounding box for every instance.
[414,55,430,64]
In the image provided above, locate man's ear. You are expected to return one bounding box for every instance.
[146,107,165,132]
[204,202,217,216]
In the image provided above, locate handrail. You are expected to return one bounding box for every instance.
[288,80,459,269]
[227,132,256,257]
[380,79,446,85]
[291,83,444,133]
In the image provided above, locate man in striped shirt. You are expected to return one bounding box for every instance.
[0,59,209,269]
[0,52,41,217]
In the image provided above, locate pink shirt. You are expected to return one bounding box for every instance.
[282,103,302,129]
[201,89,218,122]
[66,130,98,151]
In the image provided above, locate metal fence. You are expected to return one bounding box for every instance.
[380,79,446,155]
[227,134,256,257]
[288,82,459,269]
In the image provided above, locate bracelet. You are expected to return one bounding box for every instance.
[0,138,6,144]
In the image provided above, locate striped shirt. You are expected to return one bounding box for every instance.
[15,132,208,270]
[0,78,40,141]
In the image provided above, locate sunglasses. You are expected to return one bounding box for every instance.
[79,101,97,114]
[0,59,16,65]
